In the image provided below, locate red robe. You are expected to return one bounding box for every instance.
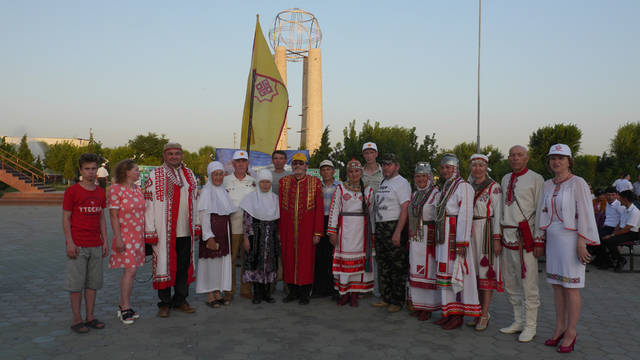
[279,174,324,285]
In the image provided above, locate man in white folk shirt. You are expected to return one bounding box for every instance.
[499,145,544,342]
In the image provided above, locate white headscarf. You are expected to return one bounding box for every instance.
[240,169,279,221]
[197,161,236,215]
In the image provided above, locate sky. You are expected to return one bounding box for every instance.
[1,0,639,156]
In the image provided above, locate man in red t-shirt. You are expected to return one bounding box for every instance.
[62,153,108,334]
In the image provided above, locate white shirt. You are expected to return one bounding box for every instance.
[604,200,624,228]
[224,173,256,234]
[175,170,191,237]
[374,174,411,222]
[97,167,109,178]
[621,204,640,232]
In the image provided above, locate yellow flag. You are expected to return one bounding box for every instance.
[240,16,289,154]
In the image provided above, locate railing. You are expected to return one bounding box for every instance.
[0,148,48,185]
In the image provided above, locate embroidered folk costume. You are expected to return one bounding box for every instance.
[434,154,480,327]
[468,155,503,292]
[407,163,441,314]
[195,161,235,295]
[278,154,324,294]
[144,143,199,310]
[537,176,600,288]
[499,150,544,341]
[241,170,280,303]
[327,160,375,300]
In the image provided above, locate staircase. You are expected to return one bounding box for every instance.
[0,148,56,193]
[0,192,64,206]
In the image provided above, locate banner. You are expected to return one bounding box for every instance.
[240,16,289,154]
[215,148,308,175]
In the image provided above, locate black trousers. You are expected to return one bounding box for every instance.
[594,226,616,263]
[604,231,637,262]
[312,216,335,296]
[158,236,191,307]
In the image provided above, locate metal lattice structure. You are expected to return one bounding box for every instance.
[269,8,322,62]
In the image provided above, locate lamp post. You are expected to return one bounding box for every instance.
[476,0,482,153]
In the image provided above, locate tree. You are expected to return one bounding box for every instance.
[329,120,438,181]
[17,134,35,165]
[127,132,169,165]
[574,155,599,187]
[309,126,332,168]
[85,131,103,157]
[102,145,135,171]
[0,136,16,155]
[610,122,640,179]
[63,156,77,182]
[436,142,505,181]
[528,123,582,176]
[45,142,80,174]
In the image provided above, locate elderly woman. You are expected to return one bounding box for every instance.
[327,159,375,307]
[536,144,599,353]
[196,161,236,308]
[466,154,503,331]
[407,162,440,321]
[241,169,280,304]
[109,159,145,324]
[433,154,481,330]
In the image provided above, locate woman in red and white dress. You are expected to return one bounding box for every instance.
[327,159,375,307]
[407,162,440,321]
[108,159,145,324]
[467,154,503,331]
[536,144,599,353]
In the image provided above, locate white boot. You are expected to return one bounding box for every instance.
[499,305,524,334]
[518,308,537,342]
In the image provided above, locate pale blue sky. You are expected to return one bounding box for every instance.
[1,0,638,156]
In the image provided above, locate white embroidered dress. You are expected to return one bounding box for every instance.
[536,175,600,288]
[327,184,375,294]
[435,178,481,317]
[408,187,440,311]
[470,181,503,291]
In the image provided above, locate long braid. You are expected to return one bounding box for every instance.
[359,178,367,213]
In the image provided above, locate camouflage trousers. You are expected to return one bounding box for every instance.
[375,220,409,306]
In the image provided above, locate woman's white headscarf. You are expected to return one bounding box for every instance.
[240,169,279,221]
[197,161,236,215]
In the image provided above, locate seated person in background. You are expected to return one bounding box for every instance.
[601,190,640,272]
[594,187,624,269]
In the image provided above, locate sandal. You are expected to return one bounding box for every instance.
[475,314,491,331]
[119,305,140,319]
[117,308,135,325]
[70,322,89,334]
[84,319,105,330]
[206,299,223,308]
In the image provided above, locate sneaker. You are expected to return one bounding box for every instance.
[117,308,135,325]
[614,258,627,272]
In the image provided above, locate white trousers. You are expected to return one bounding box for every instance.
[500,247,540,312]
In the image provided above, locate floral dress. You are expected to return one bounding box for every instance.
[109,183,145,268]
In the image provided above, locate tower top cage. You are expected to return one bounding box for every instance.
[269,8,322,62]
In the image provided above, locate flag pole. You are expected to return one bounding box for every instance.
[476,0,482,153]
[246,69,257,160]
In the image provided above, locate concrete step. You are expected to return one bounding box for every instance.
[0,192,64,206]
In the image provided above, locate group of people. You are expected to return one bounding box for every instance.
[63,141,607,354]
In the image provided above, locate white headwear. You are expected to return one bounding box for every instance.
[469,153,492,172]
[197,161,236,215]
[240,170,280,221]
[257,169,273,183]
[548,144,572,157]
[616,179,633,193]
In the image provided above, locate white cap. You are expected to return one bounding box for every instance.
[207,161,224,176]
[319,160,334,168]
[257,169,273,183]
[233,150,249,160]
[616,179,633,193]
[548,144,572,157]
[362,142,378,152]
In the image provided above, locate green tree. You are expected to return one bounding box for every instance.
[45,142,80,174]
[309,126,332,168]
[0,136,16,155]
[102,145,135,171]
[63,157,76,182]
[127,132,169,165]
[528,123,582,176]
[85,131,103,157]
[574,154,599,187]
[436,142,504,181]
[17,134,35,165]
[330,120,438,181]
[610,122,640,180]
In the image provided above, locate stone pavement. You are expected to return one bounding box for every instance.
[0,205,639,360]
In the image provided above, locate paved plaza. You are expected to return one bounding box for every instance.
[0,205,638,360]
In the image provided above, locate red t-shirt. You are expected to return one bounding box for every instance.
[63,183,106,247]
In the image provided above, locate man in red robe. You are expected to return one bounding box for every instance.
[279,152,324,305]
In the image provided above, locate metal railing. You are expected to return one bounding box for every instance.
[0,148,48,185]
